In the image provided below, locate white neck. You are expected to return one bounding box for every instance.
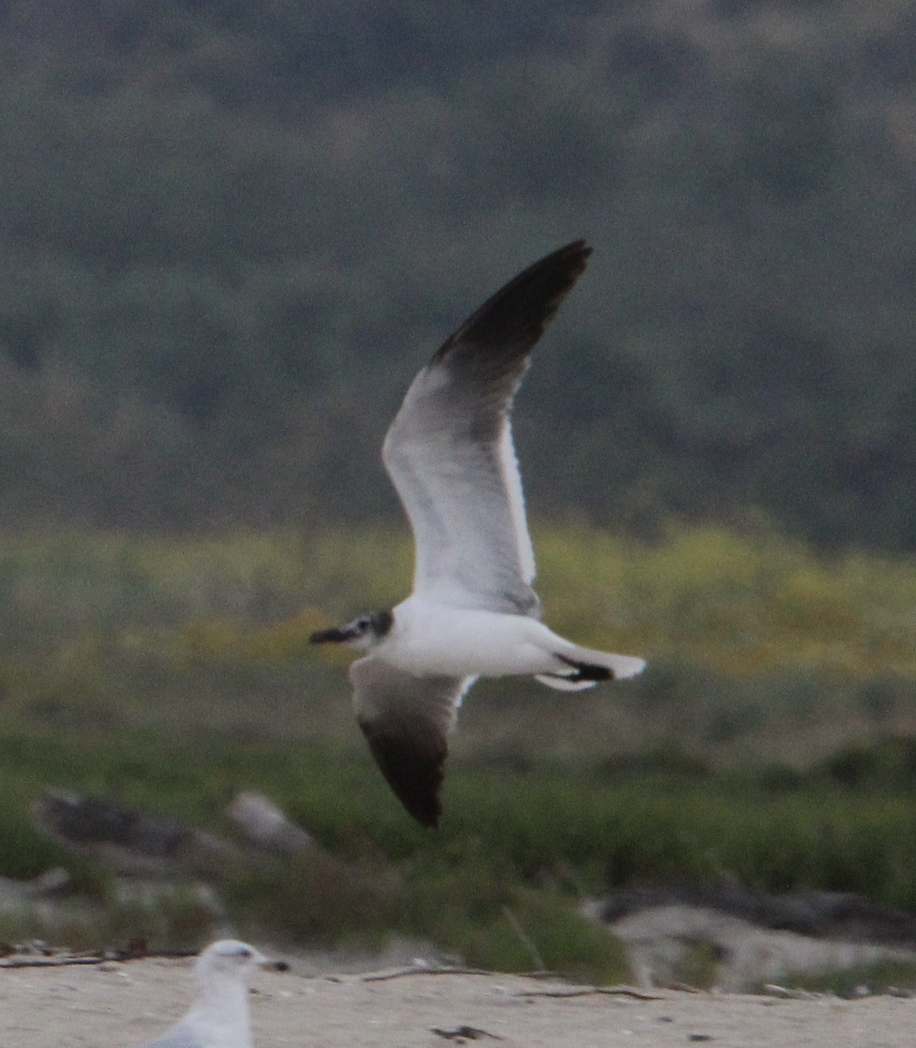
[186,969,253,1048]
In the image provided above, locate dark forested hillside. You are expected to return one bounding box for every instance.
[1,0,916,548]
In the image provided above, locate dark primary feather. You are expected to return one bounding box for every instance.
[431,239,593,386]
[351,657,470,828]
[358,717,447,828]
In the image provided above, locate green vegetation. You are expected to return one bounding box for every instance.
[0,1,915,549]
[3,521,916,755]
[7,729,916,979]
[0,523,913,981]
[756,959,916,999]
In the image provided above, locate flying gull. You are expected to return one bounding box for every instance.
[134,939,268,1048]
[310,241,646,827]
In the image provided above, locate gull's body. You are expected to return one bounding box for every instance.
[311,241,645,827]
[374,599,638,680]
[136,940,268,1048]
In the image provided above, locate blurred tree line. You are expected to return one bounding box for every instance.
[0,0,915,549]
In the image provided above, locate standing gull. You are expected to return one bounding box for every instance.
[311,241,645,827]
[135,939,268,1048]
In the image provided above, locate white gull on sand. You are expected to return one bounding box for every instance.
[135,940,268,1048]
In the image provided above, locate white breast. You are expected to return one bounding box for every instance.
[380,598,564,678]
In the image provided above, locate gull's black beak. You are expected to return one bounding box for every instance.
[309,626,354,644]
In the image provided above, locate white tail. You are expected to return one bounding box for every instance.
[535,673,598,691]
[535,645,645,691]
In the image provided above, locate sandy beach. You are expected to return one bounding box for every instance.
[1,956,914,1048]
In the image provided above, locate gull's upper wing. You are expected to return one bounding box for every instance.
[351,655,476,827]
[382,240,592,616]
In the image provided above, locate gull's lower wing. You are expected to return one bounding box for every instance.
[351,656,476,827]
[382,241,592,616]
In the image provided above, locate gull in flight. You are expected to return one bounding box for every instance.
[310,241,645,827]
[135,939,268,1048]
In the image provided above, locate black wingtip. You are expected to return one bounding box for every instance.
[432,240,593,372]
[359,719,446,829]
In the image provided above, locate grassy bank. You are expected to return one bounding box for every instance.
[0,523,915,978]
[6,521,916,680]
[5,727,916,977]
[1,522,915,759]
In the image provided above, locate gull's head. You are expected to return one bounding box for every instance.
[309,610,393,651]
[195,939,269,982]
